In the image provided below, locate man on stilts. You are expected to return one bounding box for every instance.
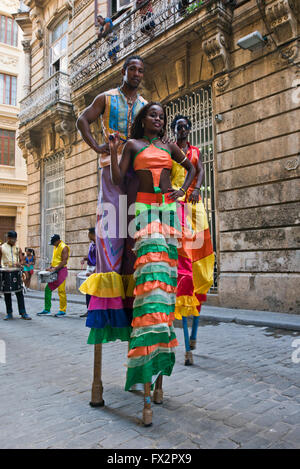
[76,56,147,406]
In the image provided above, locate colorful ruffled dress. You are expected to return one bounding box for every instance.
[171,143,215,319]
[125,138,179,391]
[79,88,147,344]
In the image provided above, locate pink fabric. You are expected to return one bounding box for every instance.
[48,267,68,291]
[88,296,123,310]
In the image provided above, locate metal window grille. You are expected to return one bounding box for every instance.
[165,85,218,290]
[41,154,65,268]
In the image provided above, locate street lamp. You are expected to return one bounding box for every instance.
[237,31,267,52]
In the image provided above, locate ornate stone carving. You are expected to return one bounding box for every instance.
[265,0,298,44]
[215,74,231,93]
[55,117,76,156]
[0,55,18,66]
[20,131,42,169]
[285,156,300,171]
[175,59,185,89]
[203,32,230,75]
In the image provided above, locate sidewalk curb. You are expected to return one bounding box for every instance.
[24,292,300,332]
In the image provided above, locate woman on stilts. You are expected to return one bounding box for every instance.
[170,115,215,366]
[109,102,196,426]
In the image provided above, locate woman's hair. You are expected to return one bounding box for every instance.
[130,102,167,140]
[170,114,192,133]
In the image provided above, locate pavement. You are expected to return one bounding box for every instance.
[0,292,300,449]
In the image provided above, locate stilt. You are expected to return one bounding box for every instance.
[142,382,153,426]
[189,316,200,350]
[89,343,105,407]
[153,374,163,405]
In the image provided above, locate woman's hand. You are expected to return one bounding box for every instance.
[168,188,185,201]
[188,189,200,205]
[95,143,110,155]
[108,132,120,154]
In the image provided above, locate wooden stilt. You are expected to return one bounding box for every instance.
[153,374,163,404]
[89,343,105,407]
[142,382,152,426]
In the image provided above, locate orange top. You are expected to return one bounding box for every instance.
[133,138,173,193]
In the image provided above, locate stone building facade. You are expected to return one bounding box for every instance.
[0,0,27,249]
[16,0,300,313]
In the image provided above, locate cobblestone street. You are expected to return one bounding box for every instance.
[1,296,300,449]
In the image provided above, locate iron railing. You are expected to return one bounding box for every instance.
[19,71,71,125]
[70,0,206,91]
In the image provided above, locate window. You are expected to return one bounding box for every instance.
[0,74,17,106]
[0,15,18,47]
[49,18,68,76]
[0,129,15,166]
[42,156,65,265]
[112,0,131,15]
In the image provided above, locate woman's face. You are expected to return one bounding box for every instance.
[174,118,190,140]
[143,105,165,134]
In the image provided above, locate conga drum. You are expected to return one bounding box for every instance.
[0,268,23,293]
[37,270,58,283]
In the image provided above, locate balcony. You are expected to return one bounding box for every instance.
[19,71,72,126]
[70,0,207,92]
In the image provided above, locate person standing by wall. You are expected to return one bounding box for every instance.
[23,248,35,290]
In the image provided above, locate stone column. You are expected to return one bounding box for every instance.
[21,40,31,97]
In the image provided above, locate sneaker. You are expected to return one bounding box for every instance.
[37,310,51,315]
[4,313,13,320]
[20,313,32,320]
[55,311,66,317]
[80,312,88,318]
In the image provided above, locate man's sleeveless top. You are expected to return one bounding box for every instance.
[1,242,19,268]
[100,87,147,167]
[51,241,70,268]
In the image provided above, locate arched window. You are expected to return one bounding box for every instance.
[49,17,68,76]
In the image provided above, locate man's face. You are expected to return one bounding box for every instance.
[88,233,95,242]
[175,119,190,140]
[7,237,16,246]
[122,60,144,89]
[53,240,61,247]
[97,16,104,26]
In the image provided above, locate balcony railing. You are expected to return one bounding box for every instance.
[19,71,71,126]
[70,0,206,91]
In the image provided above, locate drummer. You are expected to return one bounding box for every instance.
[0,230,31,320]
[80,227,96,318]
[37,234,70,317]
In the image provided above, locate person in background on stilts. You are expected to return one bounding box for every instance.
[0,231,31,320]
[37,234,70,318]
[170,115,215,365]
[80,228,96,318]
[110,102,196,426]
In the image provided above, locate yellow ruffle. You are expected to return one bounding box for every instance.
[79,272,125,298]
[174,295,200,320]
[122,274,135,297]
[192,253,215,294]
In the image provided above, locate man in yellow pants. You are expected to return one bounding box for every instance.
[38,234,70,317]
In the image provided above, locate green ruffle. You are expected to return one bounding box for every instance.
[87,326,131,344]
[133,302,174,317]
[135,272,177,287]
[135,208,179,230]
[129,330,177,349]
[134,262,177,278]
[134,291,177,307]
[125,351,175,391]
[136,244,178,260]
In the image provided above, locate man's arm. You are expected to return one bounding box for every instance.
[76,94,109,154]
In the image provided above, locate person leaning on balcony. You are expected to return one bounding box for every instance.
[136,0,155,37]
[37,234,70,318]
[76,56,147,347]
[96,14,120,63]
